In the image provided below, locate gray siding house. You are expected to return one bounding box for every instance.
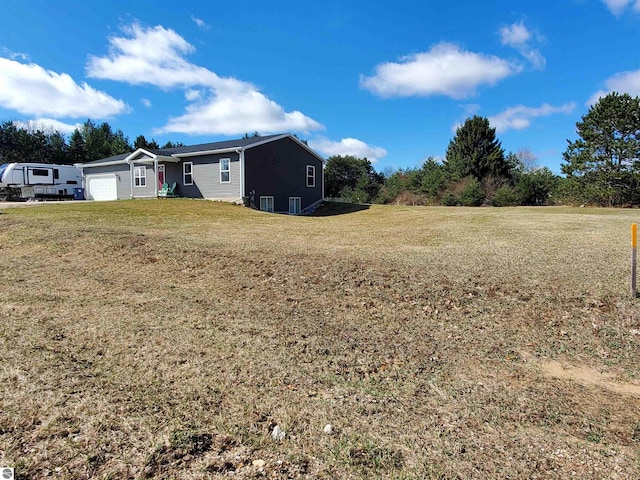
[78,134,324,213]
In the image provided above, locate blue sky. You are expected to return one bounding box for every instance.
[1,0,639,174]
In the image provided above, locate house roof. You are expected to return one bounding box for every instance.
[152,133,285,155]
[81,152,130,166]
[78,133,323,168]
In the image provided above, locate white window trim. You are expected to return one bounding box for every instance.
[133,165,146,187]
[183,162,193,185]
[220,158,230,183]
[260,196,274,213]
[306,165,315,187]
[289,197,301,214]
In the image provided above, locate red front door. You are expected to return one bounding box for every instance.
[158,164,165,188]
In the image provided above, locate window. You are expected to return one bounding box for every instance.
[289,197,301,214]
[133,166,146,187]
[306,165,315,187]
[183,162,193,185]
[220,158,230,183]
[32,169,49,176]
[260,196,274,212]
[53,169,59,180]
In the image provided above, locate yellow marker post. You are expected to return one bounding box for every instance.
[633,224,638,298]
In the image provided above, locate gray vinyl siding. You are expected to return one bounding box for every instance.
[79,136,324,205]
[177,153,241,200]
[82,164,131,200]
[160,162,182,194]
[131,163,157,198]
[244,137,324,211]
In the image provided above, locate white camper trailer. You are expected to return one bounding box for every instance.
[0,163,83,200]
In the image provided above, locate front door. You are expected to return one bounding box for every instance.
[158,164,165,189]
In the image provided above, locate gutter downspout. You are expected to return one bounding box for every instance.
[128,160,133,199]
[154,158,158,198]
[238,148,245,203]
[322,160,325,200]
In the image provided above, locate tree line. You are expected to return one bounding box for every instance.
[2,92,638,206]
[0,119,181,166]
[326,116,558,207]
[326,92,640,207]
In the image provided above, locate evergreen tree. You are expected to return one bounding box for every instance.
[134,135,160,150]
[444,116,510,182]
[516,168,558,206]
[420,158,445,198]
[69,128,87,163]
[562,92,640,206]
[324,155,384,202]
[134,135,150,150]
[82,120,132,161]
[48,131,69,164]
[160,140,185,149]
[0,121,24,163]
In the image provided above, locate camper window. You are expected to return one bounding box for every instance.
[54,169,59,179]
[32,169,49,176]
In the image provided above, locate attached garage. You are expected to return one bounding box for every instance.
[86,174,118,201]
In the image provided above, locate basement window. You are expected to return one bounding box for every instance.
[289,197,301,214]
[133,166,146,187]
[260,196,274,213]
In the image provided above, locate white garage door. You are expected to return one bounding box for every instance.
[86,175,118,201]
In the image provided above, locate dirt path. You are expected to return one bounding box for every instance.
[541,360,640,396]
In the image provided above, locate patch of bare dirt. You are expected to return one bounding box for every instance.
[540,360,640,397]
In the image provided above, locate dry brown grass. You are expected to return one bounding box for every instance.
[1,199,639,479]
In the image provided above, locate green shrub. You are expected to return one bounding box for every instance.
[493,186,519,207]
[458,178,485,206]
[441,192,458,206]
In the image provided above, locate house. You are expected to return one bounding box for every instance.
[78,134,325,214]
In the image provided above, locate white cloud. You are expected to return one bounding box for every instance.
[488,102,576,132]
[601,0,640,15]
[87,23,322,136]
[141,98,152,108]
[0,57,129,118]
[521,49,546,70]
[87,23,217,89]
[185,89,202,101]
[588,68,640,105]
[1,47,29,61]
[499,22,531,47]
[157,90,323,136]
[191,15,210,30]
[14,118,80,134]
[360,42,520,99]
[309,137,387,162]
[499,21,545,70]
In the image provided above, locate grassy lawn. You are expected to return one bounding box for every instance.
[1,199,639,479]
